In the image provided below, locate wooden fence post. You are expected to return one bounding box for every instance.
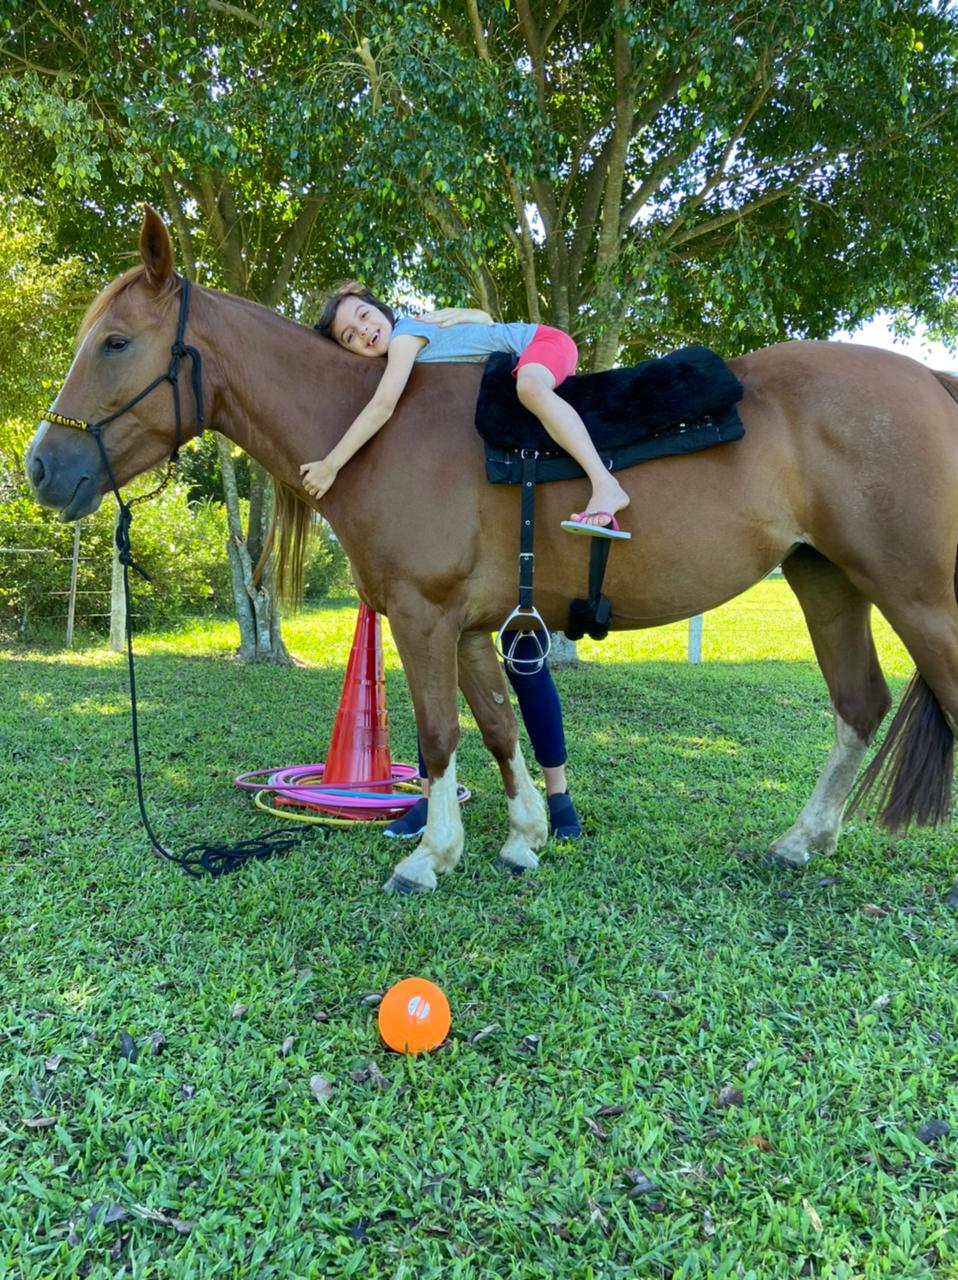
[109,506,125,652]
[688,614,703,664]
[64,520,82,648]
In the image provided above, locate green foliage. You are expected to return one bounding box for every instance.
[302,522,353,605]
[325,0,958,361]
[0,474,234,637]
[0,470,351,637]
[3,1,957,363]
[175,433,251,506]
[0,200,92,463]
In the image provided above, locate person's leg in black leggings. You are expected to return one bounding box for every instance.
[502,631,581,839]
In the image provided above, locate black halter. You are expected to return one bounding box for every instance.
[44,275,205,512]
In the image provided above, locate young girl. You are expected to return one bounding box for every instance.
[301,283,630,538]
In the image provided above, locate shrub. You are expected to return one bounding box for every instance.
[0,474,355,638]
[0,473,232,637]
[302,520,353,603]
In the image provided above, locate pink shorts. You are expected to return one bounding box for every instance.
[513,325,578,386]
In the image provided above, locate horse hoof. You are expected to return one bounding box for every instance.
[498,857,526,876]
[764,846,811,869]
[383,873,431,895]
[763,851,803,870]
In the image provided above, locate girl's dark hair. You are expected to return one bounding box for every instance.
[314,281,396,339]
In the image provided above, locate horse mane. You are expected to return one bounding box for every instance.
[933,369,958,406]
[77,263,177,349]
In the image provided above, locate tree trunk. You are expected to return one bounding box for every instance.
[215,433,290,663]
[548,632,581,668]
[162,181,293,665]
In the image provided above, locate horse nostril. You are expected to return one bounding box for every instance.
[27,453,45,487]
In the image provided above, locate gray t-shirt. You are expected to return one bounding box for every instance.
[393,316,539,363]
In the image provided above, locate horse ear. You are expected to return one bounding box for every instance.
[139,205,174,289]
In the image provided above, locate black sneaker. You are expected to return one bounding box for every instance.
[547,791,582,840]
[383,797,428,839]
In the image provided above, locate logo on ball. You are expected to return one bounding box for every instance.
[407,996,430,1021]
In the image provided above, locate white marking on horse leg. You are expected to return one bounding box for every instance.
[385,753,463,893]
[499,743,548,872]
[767,710,869,867]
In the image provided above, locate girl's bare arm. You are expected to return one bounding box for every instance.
[419,307,493,327]
[300,335,423,498]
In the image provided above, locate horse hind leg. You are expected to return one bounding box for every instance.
[457,631,548,872]
[767,549,892,867]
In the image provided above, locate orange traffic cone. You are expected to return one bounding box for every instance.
[322,603,393,791]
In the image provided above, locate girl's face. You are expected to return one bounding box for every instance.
[332,295,392,357]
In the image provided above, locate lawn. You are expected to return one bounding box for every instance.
[1,580,956,1279]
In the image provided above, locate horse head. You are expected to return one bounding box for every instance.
[25,207,202,520]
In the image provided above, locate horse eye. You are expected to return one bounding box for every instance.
[103,335,129,353]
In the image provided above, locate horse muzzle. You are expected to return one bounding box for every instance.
[26,420,107,521]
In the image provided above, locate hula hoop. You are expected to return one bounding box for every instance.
[252,791,394,825]
[234,763,470,824]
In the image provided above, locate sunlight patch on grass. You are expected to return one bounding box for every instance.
[66,697,129,716]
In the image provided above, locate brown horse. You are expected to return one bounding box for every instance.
[25,208,958,898]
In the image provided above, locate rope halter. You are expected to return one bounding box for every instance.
[42,276,205,512]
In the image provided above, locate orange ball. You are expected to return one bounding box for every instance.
[377,977,451,1054]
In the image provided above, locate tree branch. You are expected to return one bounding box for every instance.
[261,191,324,309]
[463,0,489,60]
[161,171,198,280]
[204,0,270,29]
[34,0,88,58]
[590,8,636,365]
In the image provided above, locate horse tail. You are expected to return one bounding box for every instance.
[271,478,313,606]
[847,415,958,829]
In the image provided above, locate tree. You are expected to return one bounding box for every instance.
[0,1,362,659]
[0,198,90,466]
[3,1,957,670]
[317,0,958,366]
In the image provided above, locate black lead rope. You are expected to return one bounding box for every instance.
[48,276,325,875]
[115,511,320,876]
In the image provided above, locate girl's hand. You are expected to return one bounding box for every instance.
[418,306,493,327]
[300,457,339,500]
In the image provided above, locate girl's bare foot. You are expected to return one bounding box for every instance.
[572,480,630,527]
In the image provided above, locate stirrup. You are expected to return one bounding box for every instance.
[495,605,551,675]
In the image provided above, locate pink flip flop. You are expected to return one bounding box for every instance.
[560,511,631,540]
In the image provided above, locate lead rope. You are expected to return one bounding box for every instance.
[113,503,323,875]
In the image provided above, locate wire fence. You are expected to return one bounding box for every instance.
[1,517,118,646]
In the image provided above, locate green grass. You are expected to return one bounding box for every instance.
[1,582,956,1279]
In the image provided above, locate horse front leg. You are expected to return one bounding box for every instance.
[384,606,464,894]
[457,631,548,873]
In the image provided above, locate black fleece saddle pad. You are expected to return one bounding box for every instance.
[475,344,746,484]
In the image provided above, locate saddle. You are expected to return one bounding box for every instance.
[474,345,745,652]
[475,344,745,483]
